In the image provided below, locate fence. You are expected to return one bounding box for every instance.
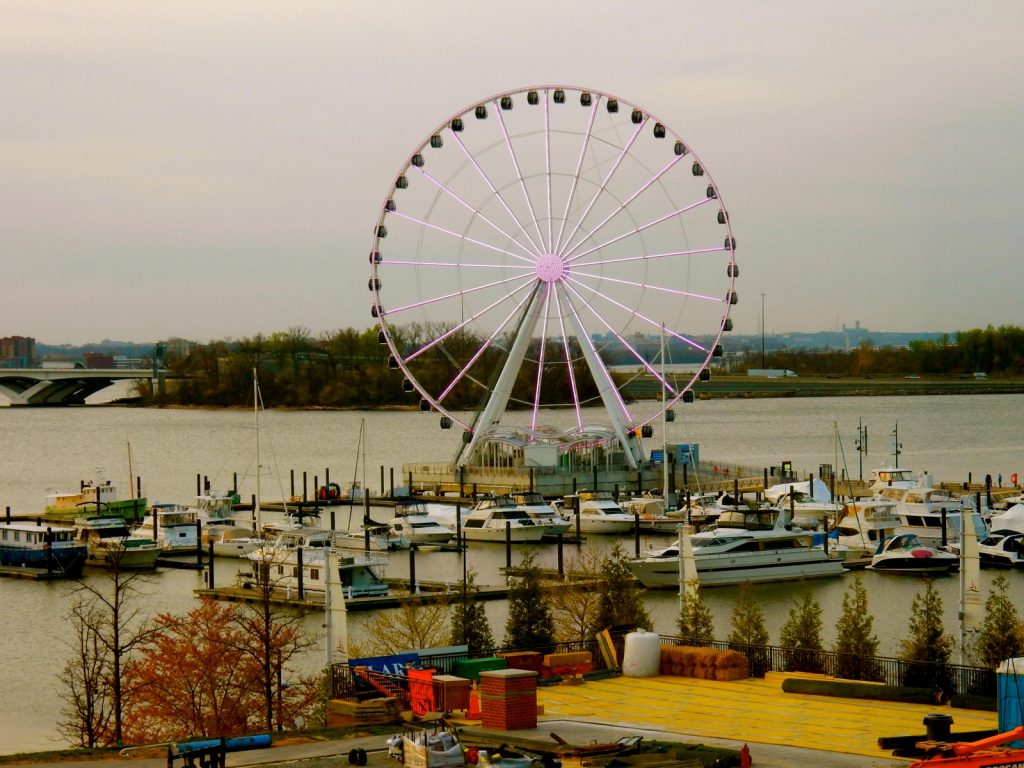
[331,634,997,702]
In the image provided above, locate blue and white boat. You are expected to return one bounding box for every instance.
[0,519,87,578]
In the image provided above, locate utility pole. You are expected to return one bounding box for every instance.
[891,422,902,468]
[855,418,868,481]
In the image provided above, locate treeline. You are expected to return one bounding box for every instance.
[754,325,1024,377]
[137,324,1024,407]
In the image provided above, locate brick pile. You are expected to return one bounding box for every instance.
[479,668,538,730]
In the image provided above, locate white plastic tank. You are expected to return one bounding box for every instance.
[621,630,661,678]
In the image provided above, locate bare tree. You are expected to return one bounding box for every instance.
[57,596,114,747]
[549,548,605,642]
[357,591,451,657]
[62,565,156,745]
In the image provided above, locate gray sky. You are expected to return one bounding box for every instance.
[3,0,1022,345]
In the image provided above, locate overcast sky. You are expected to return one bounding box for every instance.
[3,1,1022,345]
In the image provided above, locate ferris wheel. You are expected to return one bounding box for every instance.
[369,86,738,468]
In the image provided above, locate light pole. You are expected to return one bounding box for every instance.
[760,293,766,368]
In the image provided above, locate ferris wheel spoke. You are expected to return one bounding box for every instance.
[389,210,531,262]
[494,101,549,253]
[557,115,647,260]
[553,99,599,254]
[551,286,583,429]
[404,277,537,363]
[436,288,537,404]
[383,259,534,271]
[571,245,725,270]
[413,167,537,263]
[569,269,725,303]
[530,284,554,430]
[384,272,534,317]
[560,286,635,430]
[563,274,710,354]
[450,130,546,258]
[564,196,716,265]
[558,153,686,262]
[561,280,677,395]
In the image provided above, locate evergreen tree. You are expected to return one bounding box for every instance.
[900,580,954,690]
[450,570,495,653]
[972,574,1024,668]
[779,590,824,673]
[727,584,770,676]
[504,551,555,650]
[677,578,715,644]
[728,585,769,646]
[832,575,881,681]
[589,545,651,636]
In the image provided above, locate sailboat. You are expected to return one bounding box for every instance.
[340,420,409,550]
[201,371,268,557]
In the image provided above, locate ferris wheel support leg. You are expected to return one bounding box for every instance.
[458,287,544,467]
[565,302,644,470]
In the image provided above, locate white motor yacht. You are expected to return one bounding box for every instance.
[628,508,844,588]
[512,492,571,538]
[558,491,635,534]
[388,500,455,545]
[130,503,199,553]
[461,495,546,542]
[74,515,161,569]
[867,533,959,574]
[832,499,900,560]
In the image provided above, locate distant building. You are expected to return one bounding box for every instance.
[163,337,197,361]
[0,335,35,367]
[84,352,115,369]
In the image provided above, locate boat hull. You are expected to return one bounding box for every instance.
[461,525,547,543]
[0,545,87,579]
[629,552,844,588]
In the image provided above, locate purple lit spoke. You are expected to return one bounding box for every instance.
[390,211,528,261]
[386,273,534,316]
[562,280,677,394]
[450,131,545,258]
[572,245,725,270]
[436,290,535,403]
[569,270,724,303]
[560,286,634,424]
[530,284,553,430]
[557,115,646,259]
[552,286,583,429]
[494,101,549,253]
[557,154,685,262]
[413,167,537,264]
[553,100,599,254]
[544,95,553,253]
[564,274,709,353]
[405,277,537,363]
[385,259,534,271]
[564,197,716,265]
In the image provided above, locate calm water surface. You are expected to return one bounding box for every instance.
[1,395,1022,753]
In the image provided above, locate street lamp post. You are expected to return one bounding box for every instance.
[760,293,766,368]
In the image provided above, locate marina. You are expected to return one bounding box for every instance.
[1,395,1023,754]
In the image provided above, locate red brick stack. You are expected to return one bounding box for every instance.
[479,668,538,730]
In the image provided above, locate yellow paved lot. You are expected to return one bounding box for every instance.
[536,674,998,759]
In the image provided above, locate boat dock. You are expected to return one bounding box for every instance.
[0,564,76,581]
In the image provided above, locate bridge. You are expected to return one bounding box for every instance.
[0,368,155,406]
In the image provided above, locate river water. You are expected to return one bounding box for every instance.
[1,395,1022,753]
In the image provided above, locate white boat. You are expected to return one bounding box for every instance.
[868,466,923,494]
[879,486,985,546]
[558,491,636,534]
[511,492,571,538]
[190,489,266,557]
[978,531,1024,568]
[621,493,685,534]
[628,508,844,588]
[987,503,1024,535]
[461,495,546,542]
[389,500,455,545]
[339,523,410,551]
[0,519,87,578]
[764,479,843,529]
[867,533,959,574]
[130,503,199,553]
[832,499,900,559]
[74,515,161,569]
[246,530,388,598]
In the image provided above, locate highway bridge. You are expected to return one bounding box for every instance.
[0,368,155,406]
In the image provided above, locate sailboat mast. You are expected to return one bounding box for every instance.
[254,368,261,532]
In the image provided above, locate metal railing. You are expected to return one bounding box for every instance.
[331,633,997,701]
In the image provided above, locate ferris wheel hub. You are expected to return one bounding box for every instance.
[535,253,566,283]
